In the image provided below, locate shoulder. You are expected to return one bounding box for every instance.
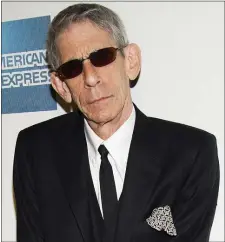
[135,105,216,144]
[143,116,218,171]
[149,116,215,140]
[145,115,217,153]
[18,110,83,141]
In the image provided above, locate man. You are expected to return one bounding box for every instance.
[13,3,220,242]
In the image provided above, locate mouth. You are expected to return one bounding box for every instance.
[89,96,112,104]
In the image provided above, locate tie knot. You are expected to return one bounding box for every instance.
[98,145,109,158]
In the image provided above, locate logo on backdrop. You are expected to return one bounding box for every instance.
[1,16,57,114]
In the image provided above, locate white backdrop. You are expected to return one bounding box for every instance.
[2,2,224,241]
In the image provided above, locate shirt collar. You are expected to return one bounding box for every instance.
[84,118,103,162]
[84,105,136,170]
[104,106,136,171]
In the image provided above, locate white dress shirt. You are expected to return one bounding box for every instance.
[84,106,136,217]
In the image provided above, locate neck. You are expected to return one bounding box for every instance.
[87,98,133,140]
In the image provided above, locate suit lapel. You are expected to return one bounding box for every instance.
[54,112,95,242]
[114,107,163,242]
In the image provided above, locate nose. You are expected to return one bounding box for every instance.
[82,60,100,87]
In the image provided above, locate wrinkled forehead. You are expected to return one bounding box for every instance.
[56,20,117,62]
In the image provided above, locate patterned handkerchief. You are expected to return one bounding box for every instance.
[146,205,177,236]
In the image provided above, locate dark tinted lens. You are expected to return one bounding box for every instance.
[58,59,82,79]
[90,47,117,67]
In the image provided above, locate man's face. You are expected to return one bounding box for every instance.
[56,21,132,124]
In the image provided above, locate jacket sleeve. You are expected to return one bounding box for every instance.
[13,131,44,242]
[171,134,220,242]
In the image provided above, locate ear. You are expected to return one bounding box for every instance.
[124,43,141,81]
[50,73,72,103]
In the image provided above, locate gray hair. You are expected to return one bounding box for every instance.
[46,3,129,70]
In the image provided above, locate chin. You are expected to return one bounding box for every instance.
[86,109,116,124]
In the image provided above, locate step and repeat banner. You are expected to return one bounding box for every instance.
[2,2,224,241]
[2,16,56,114]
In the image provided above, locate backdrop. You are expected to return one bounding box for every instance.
[2,2,224,241]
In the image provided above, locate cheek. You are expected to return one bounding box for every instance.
[106,61,128,89]
[66,80,83,105]
[114,69,130,99]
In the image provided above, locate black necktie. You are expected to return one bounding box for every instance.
[98,145,118,241]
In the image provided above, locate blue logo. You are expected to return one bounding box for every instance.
[1,16,57,114]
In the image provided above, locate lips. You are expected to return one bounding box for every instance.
[89,96,112,104]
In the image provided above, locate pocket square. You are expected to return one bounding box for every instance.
[146,205,177,236]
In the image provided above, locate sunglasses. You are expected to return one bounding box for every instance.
[54,47,122,80]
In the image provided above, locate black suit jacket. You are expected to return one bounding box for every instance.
[13,105,220,242]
